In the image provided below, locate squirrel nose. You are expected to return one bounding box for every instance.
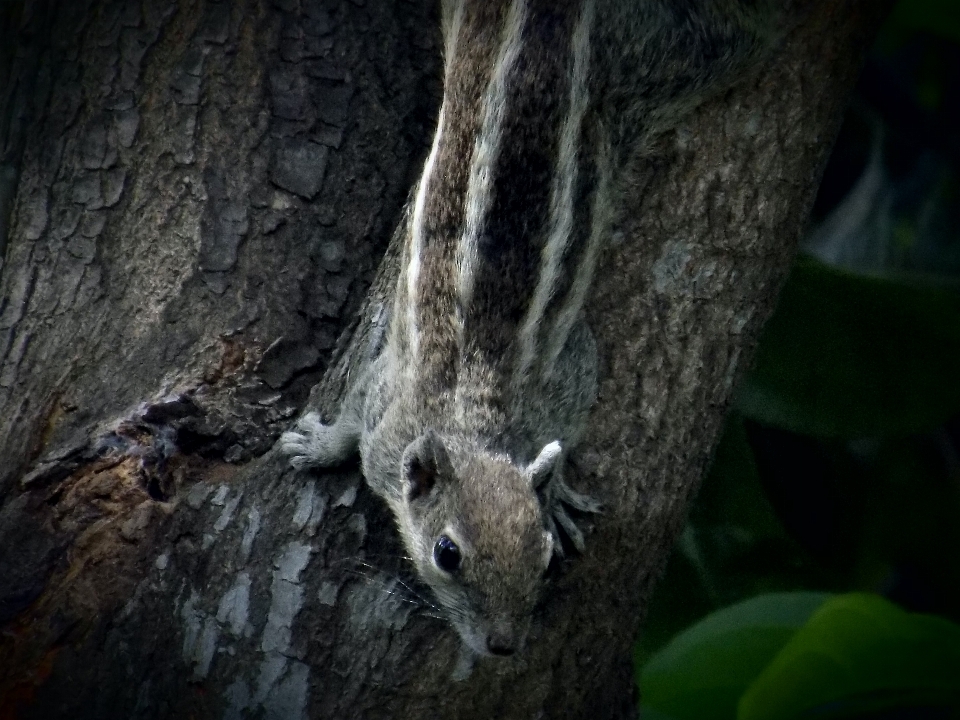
[486,630,517,657]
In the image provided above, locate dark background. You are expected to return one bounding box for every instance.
[636,1,960,716]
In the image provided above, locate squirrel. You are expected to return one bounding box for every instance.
[282,0,781,659]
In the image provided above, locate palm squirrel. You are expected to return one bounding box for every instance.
[282,0,780,658]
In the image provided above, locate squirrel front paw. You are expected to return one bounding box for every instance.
[280,412,328,468]
[281,411,360,469]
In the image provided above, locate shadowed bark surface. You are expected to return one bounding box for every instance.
[0,1,888,718]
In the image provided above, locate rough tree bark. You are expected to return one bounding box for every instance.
[0,1,888,718]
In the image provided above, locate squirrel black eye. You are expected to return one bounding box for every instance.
[433,535,461,573]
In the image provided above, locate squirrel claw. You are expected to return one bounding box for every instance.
[552,505,586,553]
[552,475,601,514]
[279,412,324,468]
[544,473,599,555]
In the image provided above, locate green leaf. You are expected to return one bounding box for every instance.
[738,593,960,720]
[737,256,960,437]
[640,592,830,720]
[637,707,681,720]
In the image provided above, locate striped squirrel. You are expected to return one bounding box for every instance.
[282,0,780,658]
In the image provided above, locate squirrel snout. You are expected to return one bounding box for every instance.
[487,639,516,657]
[486,626,519,657]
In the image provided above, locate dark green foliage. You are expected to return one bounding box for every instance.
[738,257,960,438]
[637,1,960,717]
[640,593,960,720]
[739,593,960,720]
[640,593,829,720]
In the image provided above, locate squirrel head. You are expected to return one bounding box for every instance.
[394,430,560,657]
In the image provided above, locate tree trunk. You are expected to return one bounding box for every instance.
[0,1,888,718]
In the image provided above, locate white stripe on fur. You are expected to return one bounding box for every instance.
[455,0,527,324]
[515,0,594,384]
[546,132,612,376]
[407,1,465,359]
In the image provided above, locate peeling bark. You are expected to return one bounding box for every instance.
[0,1,888,719]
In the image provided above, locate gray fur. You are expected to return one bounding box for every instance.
[282,0,782,657]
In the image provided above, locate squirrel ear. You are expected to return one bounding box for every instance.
[524,441,562,488]
[402,430,453,502]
